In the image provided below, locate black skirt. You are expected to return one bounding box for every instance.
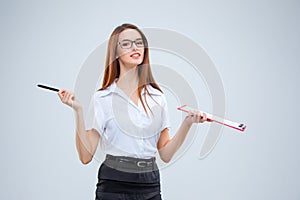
[95,154,162,200]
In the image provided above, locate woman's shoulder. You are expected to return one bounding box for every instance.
[94,84,115,98]
[145,84,163,96]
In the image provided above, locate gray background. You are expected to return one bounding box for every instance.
[1,0,299,199]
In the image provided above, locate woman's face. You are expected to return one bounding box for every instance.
[116,29,145,68]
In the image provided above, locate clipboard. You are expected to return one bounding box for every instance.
[177,105,246,132]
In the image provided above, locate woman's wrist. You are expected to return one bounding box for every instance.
[73,105,83,113]
[183,118,193,128]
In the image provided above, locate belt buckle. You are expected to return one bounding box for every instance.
[137,161,147,167]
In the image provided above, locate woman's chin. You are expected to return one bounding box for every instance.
[127,60,143,67]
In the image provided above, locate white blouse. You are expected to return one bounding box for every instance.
[85,79,171,159]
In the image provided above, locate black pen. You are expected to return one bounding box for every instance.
[37,84,60,92]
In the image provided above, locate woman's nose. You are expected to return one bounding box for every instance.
[132,42,139,50]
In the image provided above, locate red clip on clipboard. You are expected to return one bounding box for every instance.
[177,105,246,132]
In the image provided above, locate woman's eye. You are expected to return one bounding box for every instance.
[122,42,130,47]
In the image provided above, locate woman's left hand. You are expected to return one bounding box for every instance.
[184,110,207,126]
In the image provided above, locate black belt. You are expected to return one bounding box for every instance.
[103,154,158,173]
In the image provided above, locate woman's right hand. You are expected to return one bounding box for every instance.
[58,89,82,111]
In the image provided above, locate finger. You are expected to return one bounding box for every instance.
[65,93,71,104]
[57,89,65,99]
[192,110,198,117]
[188,110,194,117]
[199,113,205,123]
[58,92,62,99]
[196,111,201,123]
[191,111,197,121]
[192,110,199,121]
[69,94,75,101]
[68,94,74,105]
[201,113,207,122]
[191,111,196,121]
[60,89,66,94]
[63,91,69,102]
[61,91,66,102]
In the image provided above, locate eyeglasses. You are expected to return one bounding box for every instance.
[118,38,145,49]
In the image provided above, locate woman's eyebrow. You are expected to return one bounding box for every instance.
[120,37,143,41]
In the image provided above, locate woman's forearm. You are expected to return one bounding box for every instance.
[158,110,207,163]
[74,108,97,164]
[158,120,192,163]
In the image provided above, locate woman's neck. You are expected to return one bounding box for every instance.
[117,66,139,92]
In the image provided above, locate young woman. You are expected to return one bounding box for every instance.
[58,23,207,200]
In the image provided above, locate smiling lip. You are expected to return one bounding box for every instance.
[130,53,141,57]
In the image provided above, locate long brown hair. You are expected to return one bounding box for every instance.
[99,23,162,115]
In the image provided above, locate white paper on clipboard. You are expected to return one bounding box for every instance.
[177,105,246,132]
